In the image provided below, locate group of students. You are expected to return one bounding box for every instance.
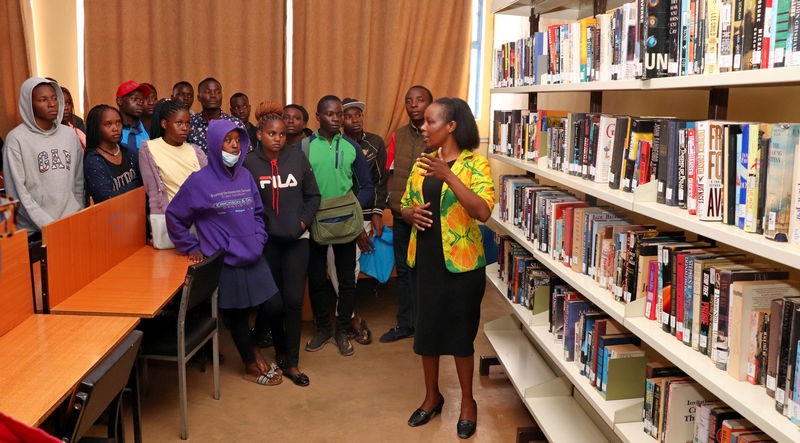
[1,76,495,439]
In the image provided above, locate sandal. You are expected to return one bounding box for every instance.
[354,319,372,345]
[243,369,282,386]
[268,361,283,376]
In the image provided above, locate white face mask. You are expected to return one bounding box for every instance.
[221,151,239,167]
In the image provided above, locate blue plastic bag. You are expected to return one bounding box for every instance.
[481,224,498,265]
[359,226,395,283]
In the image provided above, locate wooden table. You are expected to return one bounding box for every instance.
[0,314,138,426]
[50,247,190,318]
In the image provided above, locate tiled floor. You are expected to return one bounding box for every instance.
[136,278,536,442]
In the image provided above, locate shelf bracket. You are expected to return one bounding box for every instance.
[708,88,729,120]
[594,0,608,15]
[590,91,603,113]
[529,92,538,113]
[479,355,501,376]
[516,425,546,443]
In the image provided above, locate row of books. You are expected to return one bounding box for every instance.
[492,0,800,87]
[491,110,800,245]
[496,174,800,424]
[493,236,779,440]
[645,374,776,442]
[495,237,555,314]
[496,238,649,400]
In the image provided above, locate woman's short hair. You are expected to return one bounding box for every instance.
[435,97,479,151]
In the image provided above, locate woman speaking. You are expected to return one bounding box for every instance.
[401,97,494,439]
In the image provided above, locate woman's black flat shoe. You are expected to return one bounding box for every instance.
[284,371,310,387]
[457,419,476,439]
[407,397,445,427]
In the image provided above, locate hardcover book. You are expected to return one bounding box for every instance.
[729,280,800,381]
[645,0,672,78]
[609,116,632,189]
[661,380,715,443]
[763,123,799,242]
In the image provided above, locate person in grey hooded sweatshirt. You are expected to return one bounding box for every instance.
[2,77,84,236]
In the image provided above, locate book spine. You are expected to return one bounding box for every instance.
[644,378,655,434]
[695,122,708,216]
[775,302,796,407]
[724,126,737,225]
[767,299,786,396]
[688,127,698,213]
[679,127,689,207]
[714,270,730,369]
[774,0,792,67]
[683,255,696,346]
[791,0,800,65]
[734,0,747,69]
[791,125,800,244]
[706,0,722,74]
[762,0,775,68]
[744,125,763,232]
[753,0,767,69]
[701,123,725,221]
[652,381,663,438]
[659,247,671,332]
[681,0,692,75]
[695,0,707,75]
[765,124,798,241]
[721,0,735,71]
[646,260,659,319]
[700,268,713,355]
[676,254,687,341]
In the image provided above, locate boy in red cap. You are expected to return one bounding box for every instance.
[115,80,151,150]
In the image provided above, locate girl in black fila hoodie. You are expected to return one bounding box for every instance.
[243,102,321,387]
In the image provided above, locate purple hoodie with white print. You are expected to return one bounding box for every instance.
[166,119,267,267]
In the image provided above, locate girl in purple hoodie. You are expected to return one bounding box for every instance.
[166,119,283,385]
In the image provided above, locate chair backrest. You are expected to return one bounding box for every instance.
[180,248,225,314]
[63,330,143,442]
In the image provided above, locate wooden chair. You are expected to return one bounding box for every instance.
[61,330,143,443]
[138,249,224,440]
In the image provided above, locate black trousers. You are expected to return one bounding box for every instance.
[308,238,357,333]
[263,238,309,368]
[223,296,283,365]
[392,216,416,329]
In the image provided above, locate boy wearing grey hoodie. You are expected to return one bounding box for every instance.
[2,77,84,234]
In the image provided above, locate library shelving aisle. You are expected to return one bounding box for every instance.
[482,0,800,442]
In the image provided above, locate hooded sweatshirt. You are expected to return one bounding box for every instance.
[2,78,84,232]
[166,120,267,267]
[243,144,321,241]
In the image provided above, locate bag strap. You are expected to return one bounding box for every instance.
[300,134,315,158]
